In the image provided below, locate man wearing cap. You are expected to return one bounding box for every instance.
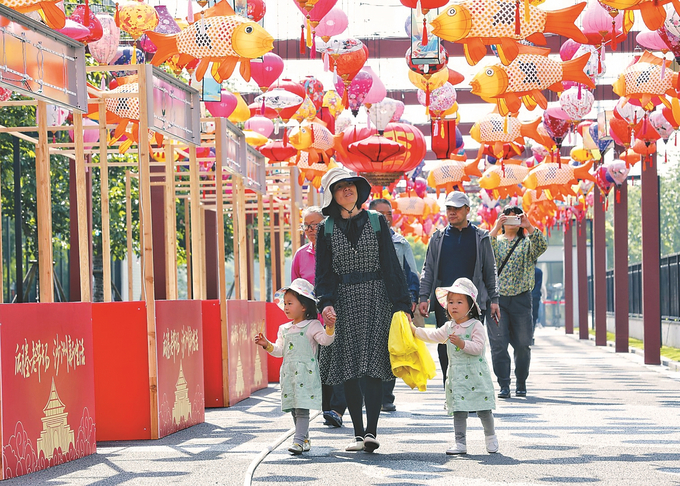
[418,191,500,385]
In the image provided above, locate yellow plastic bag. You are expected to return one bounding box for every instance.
[388,311,436,391]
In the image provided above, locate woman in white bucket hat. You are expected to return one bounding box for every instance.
[315,167,412,453]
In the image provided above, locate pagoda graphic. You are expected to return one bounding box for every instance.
[36,377,74,460]
[254,348,263,388]
[172,361,191,425]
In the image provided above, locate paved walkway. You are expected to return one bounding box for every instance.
[6,327,680,486]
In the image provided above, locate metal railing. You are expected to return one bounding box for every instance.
[590,252,680,321]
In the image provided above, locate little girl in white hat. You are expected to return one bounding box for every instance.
[255,278,335,454]
[411,277,498,455]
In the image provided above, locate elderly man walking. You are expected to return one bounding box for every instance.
[418,191,500,385]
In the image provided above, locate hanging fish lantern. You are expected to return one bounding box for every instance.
[146,0,274,82]
[612,51,680,112]
[469,46,595,115]
[430,0,588,65]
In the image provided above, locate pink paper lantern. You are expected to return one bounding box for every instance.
[245,115,274,138]
[69,118,100,149]
[315,7,348,41]
[582,2,617,37]
[362,66,386,106]
[636,31,669,51]
[391,100,405,122]
[347,70,373,116]
[88,14,120,65]
[250,53,284,92]
[560,38,581,61]
[205,91,238,118]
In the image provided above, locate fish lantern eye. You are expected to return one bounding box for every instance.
[485,69,494,76]
[245,25,254,34]
[447,7,457,15]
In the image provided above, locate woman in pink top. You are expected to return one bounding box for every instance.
[292,206,324,284]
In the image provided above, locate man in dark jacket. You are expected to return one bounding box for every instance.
[418,191,500,384]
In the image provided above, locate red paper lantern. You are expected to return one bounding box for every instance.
[399,0,448,13]
[347,136,406,162]
[258,141,298,163]
[248,102,279,119]
[328,44,369,93]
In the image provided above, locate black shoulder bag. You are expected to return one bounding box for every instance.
[497,237,522,276]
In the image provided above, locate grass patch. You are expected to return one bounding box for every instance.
[587,329,680,362]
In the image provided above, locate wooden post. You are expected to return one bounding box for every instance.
[96,103,111,302]
[189,145,203,300]
[237,179,248,300]
[258,193,266,301]
[0,169,3,301]
[290,167,300,257]
[641,155,661,365]
[126,171,134,301]
[214,118,230,405]
[614,182,629,353]
[185,198,192,300]
[233,183,241,298]
[164,142,178,300]
[36,100,54,302]
[136,66,159,439]
[200,207,207,299]
[576,218,589,340]
[564,223,573,334]
[593,186,607,346]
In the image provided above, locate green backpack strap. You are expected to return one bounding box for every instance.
[324,210,381,237]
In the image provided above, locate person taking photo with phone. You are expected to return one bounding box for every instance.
[488,205,547,399]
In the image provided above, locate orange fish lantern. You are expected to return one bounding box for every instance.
[522,159,596,200]
[426,156,482,195]
[522,188,557,230]
[470,46,595,115]
[469,114,543,160]
[478,160,532,198]
[288,121,335,164]
[598,0,676,31]
[612,51,680,112]
[292,152,335,189]
[430,0,588,65]
[87,76,163,154]
[146,0,274,82]
[0,0,65,29]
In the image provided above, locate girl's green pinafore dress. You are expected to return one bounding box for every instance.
[280,321,322,413]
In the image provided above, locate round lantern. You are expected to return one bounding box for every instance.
[266,79,306,120]
[322,90,344,118]
[69,118,100,149]
[391,100,405,122]
[247,0,267,22]
[69,5,103,44]
[399,0,448,14]
[58,20,90,42]
[417,82,457,118]
[117,1,159,40]
[347,136,406,163]
[88,14,120,65]
[300,76,325,111]
[542,108,571,150]
[251,53,284,92]
[368,98,399,133]
[245,115,274,138]
[291,96,318,122]
[362,66,386,108]
[650,110,674,141]
[205,90,238,118]
[228,94,251,123]
[258,140,298,163]
[315,7,348,41]
[347,70,373,116]
[559,87,595,122]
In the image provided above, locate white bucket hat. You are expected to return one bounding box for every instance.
[319,167,372,216]
[273,278,317,310]
[435,277,481,315]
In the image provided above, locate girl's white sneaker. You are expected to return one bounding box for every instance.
[446,442,467,455]
[302,439,311,452]
[345,437,365,451]
[485,435,499,453]
[288,442,303,455]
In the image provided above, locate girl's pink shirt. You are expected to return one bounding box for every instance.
[414,318,486,356]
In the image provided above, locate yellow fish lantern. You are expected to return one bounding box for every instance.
[612,51,680,112]
[470,46,595,116]
[0,0,65,28]
[469,114,544,159]
[146,0,274,82]
[288,121,335,164]
[430,0,588,66]
[478,160,531,199]
[117,1,158,40]
[426,156,483,196]
[522,188,557,230]
[522,159,596,201]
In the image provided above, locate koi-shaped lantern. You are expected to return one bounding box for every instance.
[522,159,596,200]
[599,0,673,31]
[426,156,482,195]
[0,0,65,28]
[289,121,335,164]
[478,160,532,199]
[612,51,680,112]
[293,152,335,189]
[429,0,588,65]
[469,46,595,115]
[470,114,543,161]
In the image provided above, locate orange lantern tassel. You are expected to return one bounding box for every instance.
[300,25,305,55]
[342,88,348,109]
[515,0,521,35]
[114,3,120,26]
[306,17,313,48]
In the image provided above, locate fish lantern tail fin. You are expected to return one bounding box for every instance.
[40,2,66,29]
[562,54,596,89]
[637,2,665,31]
[464,158,483,178]
[146,31,180,66]
[573,159,596,183]
[544,3,588,44]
